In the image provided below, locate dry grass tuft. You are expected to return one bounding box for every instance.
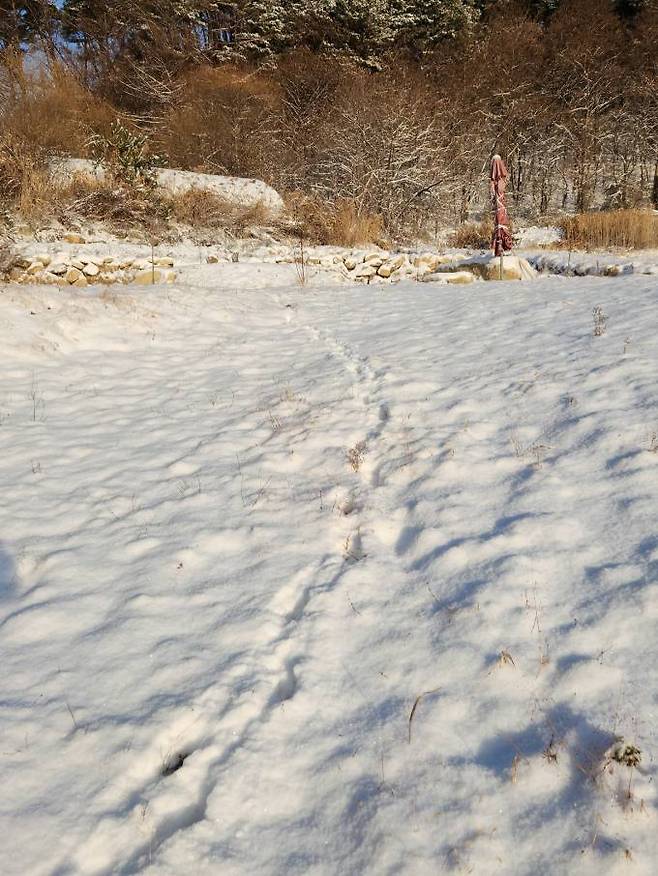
[449,219,494,249]
[560,209,658,250]
[285,193,384,246]
[326,199,384,247]
[168,188,272,232]
[0,133,67,222]
[62,177,165,231]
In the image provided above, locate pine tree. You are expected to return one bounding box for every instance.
[324,0,391,60]
[232,1,330,58]
[389,0,479,52]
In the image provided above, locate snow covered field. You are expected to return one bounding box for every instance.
[1,264,657,875]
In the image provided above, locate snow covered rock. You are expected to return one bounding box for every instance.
[604,263,633,277]
[414,253,454,274]
[355,264,378,281]
[422,270,476,285]
[65,267,83,284]
[456,255,536,281]
[134,268,176,285]
[378,254,409,278]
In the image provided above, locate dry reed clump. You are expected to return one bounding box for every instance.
[285,193,384,246]
[61,177,166,231]
[0,133,62,221]
[448,219,494,249]
[326,200,385,247]
[167,188,272,232]
[560,210,658,250]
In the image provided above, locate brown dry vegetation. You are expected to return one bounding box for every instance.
[169,188,273,233]
[2,0,658,244]
[560,210,658,250]
[449,220,495,250]
[285,194,385,247]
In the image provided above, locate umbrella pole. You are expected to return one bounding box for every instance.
[500,252,503,280]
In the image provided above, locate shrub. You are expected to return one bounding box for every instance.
[60,176,166,232]
[0,56,115,156]
[0,56,115,218]
[153,65,281,181]
[0,133,58,221]
[89,121,166,188]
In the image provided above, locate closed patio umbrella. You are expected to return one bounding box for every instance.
[490,154,513,262]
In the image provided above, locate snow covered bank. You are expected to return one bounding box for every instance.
[1,271,658,874]
[50,158,285,214]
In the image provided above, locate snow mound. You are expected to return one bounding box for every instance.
[50,158,285,213]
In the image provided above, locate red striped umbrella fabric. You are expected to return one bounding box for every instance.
[490,154,513,257]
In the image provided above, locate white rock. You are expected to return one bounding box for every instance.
[364,253,388,268]
[378,254,408,278]
[49,263,68,275]
[42,272,61,285]
[83,262,100,277]
[65,267,83,284]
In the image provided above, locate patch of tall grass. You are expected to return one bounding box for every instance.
[560,210,658,250]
